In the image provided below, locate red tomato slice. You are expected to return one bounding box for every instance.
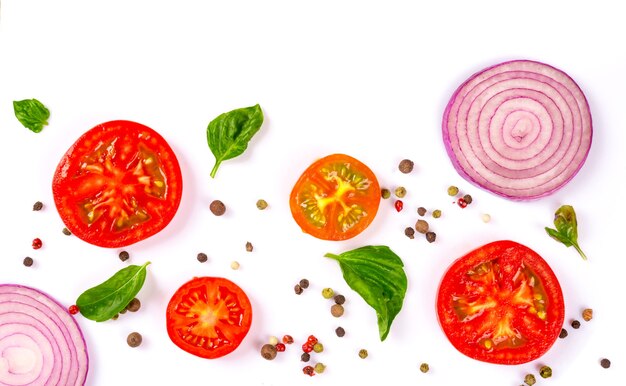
[52,120,182,248]
[436,240,564,365]
[166,277,252,359]
[289,154,381,241]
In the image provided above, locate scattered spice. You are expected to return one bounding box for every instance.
[582,308,593,321]
[358,349,368,359]
[126,298,141,312]
[314,362,326,374]
[381,188,391,199]
[335,326,345,337]
[302,342,314,353]
[313,343,324,353]
[301,352,311,362]
[539,365,552,378]
[62,227,72,235]
[299,279,310,289]
[245,241,253,252]
[571,320,581,329]
[261,343,277,360]
[417,207,427,216]
[394,186,407,198]
[322,288,334,299]
[275,343,286,352]
[302,365,315,376]
[196,252,208,263]
[111,314,119,320]
[559,328,568,338]
[32,201,43,211]
[268,336,279,346]
[457,198,468,208]
[307,335,318,344]
[398,159,414,174]
[127,332,142,348]
[394,200,404,212]
[463,194,473,205]
[230,261,240,270]
[524,374,536,385]
[419,363,430,373]
[600,358,611,369]
[415,219,429,234]
[481,213,492,223]
[119,251,130,262]
[282,335,294,344]
[294,284,303,295]
[256,199,268,210]
[404,227,415,239]
[331,304,344,317]
[209,200,226,216]
[68,305,80,315]
[447,186,459,196]
[432,209,442,218]
[32,238,42,250]
[23,257,34,267]
[425,231,437,243]
[334,294,346,305]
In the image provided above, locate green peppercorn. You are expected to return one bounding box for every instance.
[322,288,334,299]
[404,227,415,239]
[62,227,72,236]
[314,362,326,374]
[524,374,536,385]
[394,186,407,198]
[335,326,345,337]
[539,365,552,378]
[398,159,414,174]
[313,342,324,353]
[415,219,429,234]
[381,188,391,199]
[256,199,268,210]
[419,363,429,373]
[447,186,459,196]
[331,304,344,317]
[127,332,142,348]
[358,349,368,359]
[417,207,427,216]
[119,251,130,262]
[196,252,208,263]
[245,241,253,252]
[432,209,442,218]
[32,201,43,211]
[334,294,345,305]
[261,343,277,360]
[209,200,226,216]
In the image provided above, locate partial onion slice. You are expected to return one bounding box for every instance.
[0,284,88,386]
[443,60,592,200]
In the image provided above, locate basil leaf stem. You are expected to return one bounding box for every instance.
[13,98,50,133]
[545,205,587,260]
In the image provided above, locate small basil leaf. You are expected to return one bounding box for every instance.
[325,245,407,341]
[206,104,264,178]
[545,205,587,260]
[13,98,50,133]
[76,261,151,322]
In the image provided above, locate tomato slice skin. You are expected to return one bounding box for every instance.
[436,240,564,365]
[166,277,252,359]
[289,154,381,241]
[52,120,182,248]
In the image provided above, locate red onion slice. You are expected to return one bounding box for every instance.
[0,284,88,386]
[443,60,592,200]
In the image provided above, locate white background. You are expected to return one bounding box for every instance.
[1,1,625,385]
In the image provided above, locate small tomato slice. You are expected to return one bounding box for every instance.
[166,277,252,359]
[436,240,564,365]
[52,120,182,248]
[289,154,380,241]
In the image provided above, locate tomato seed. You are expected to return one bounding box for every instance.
[23,257,34,267]
[127,332,143,348]
[68,305,80,315]
[394,200,404,212]
[32,238,42,249]
[32,201,43,211]
[261,344,277,360]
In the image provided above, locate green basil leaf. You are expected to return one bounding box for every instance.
[545,205,587,260]
[206,104,264,178]
[76,261,151,322]
[325,245,407,341]
[13,98,50,133]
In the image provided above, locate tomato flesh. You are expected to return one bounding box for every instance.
[52,120,182,247]
[289,154,380,241]
[166,277,252,359]
[436,240,564,364]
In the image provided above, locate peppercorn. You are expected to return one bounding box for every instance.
[432,209,442,218]
[111,314,119,320]
[32,201,43,211]
[294,284,303,295]
[481,213,492,223]
[394,186,407,198]
[582,308,593,321]
[334,294,345,305]
[404,227,415,239]
[426,231,436,243]
[302,365,315,376]
[126,298,141,312]
[314,362,326,374]
[127,332,142,348]
[559,328,568,338]
[68,305,80,315]
[307,335,318,344]
[23,257,34,267]
[313,343,324,353]
[119,251,130,262]
[268,336,279,345]
[447,186,459,196]
[261,343,277,360]
[381,188,391,199]
[463,194,473,205]
[282,335,294,344]
[417,207,427,216]
[301,352,311,362]
[62,227,72,235]
[230,261,240,270]
[256,199,268,210]
[415,219,429,234]
[32,238,42,249]
[245,242,253,252]
[335,326,345,337]
[571,320,581,329]
[196,252,208,263]
[524,373,536,385]
[302,342,314,353]
[331,304,344,317]
[394,200,403,212]
[209,200,226,216]
[539,365,552,378]
[419,363,429,373]
[299,279,310,289]
[398,159,414,174]
[275,343,286,352]
[358,349,368,359]
[322,288,334,299]
[457,197,468,208]
[600,358,611,369]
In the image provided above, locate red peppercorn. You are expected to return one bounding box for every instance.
[32,238,42,249]
[302,342,314,353]
[282,335,294,344]
[68,305,80,315]
[307,335,318,344]
[275,343,286,352]
[457,198,467,208]
[303,365,315,376]
[394,200,403,212]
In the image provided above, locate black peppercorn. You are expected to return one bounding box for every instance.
[335,326,345,337]
[261,344,277,360]
[299,279,310,289]
[404,227,415,239]
[559,328,568,338]
[600,358,611,369]
[301,352,310,362]
[127,332,142,347]
[417,207,427,216]
[425,231,436,243]
[571,320,581,329]
[334,294,345,305]
[126,298,141,312]
[398,159,414,174]
[294,284,303,295]
[209,200,226,216]
[32,201,43,211]
[23,257,34,267]
[119,251,130,262]
[197,252,208,263]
